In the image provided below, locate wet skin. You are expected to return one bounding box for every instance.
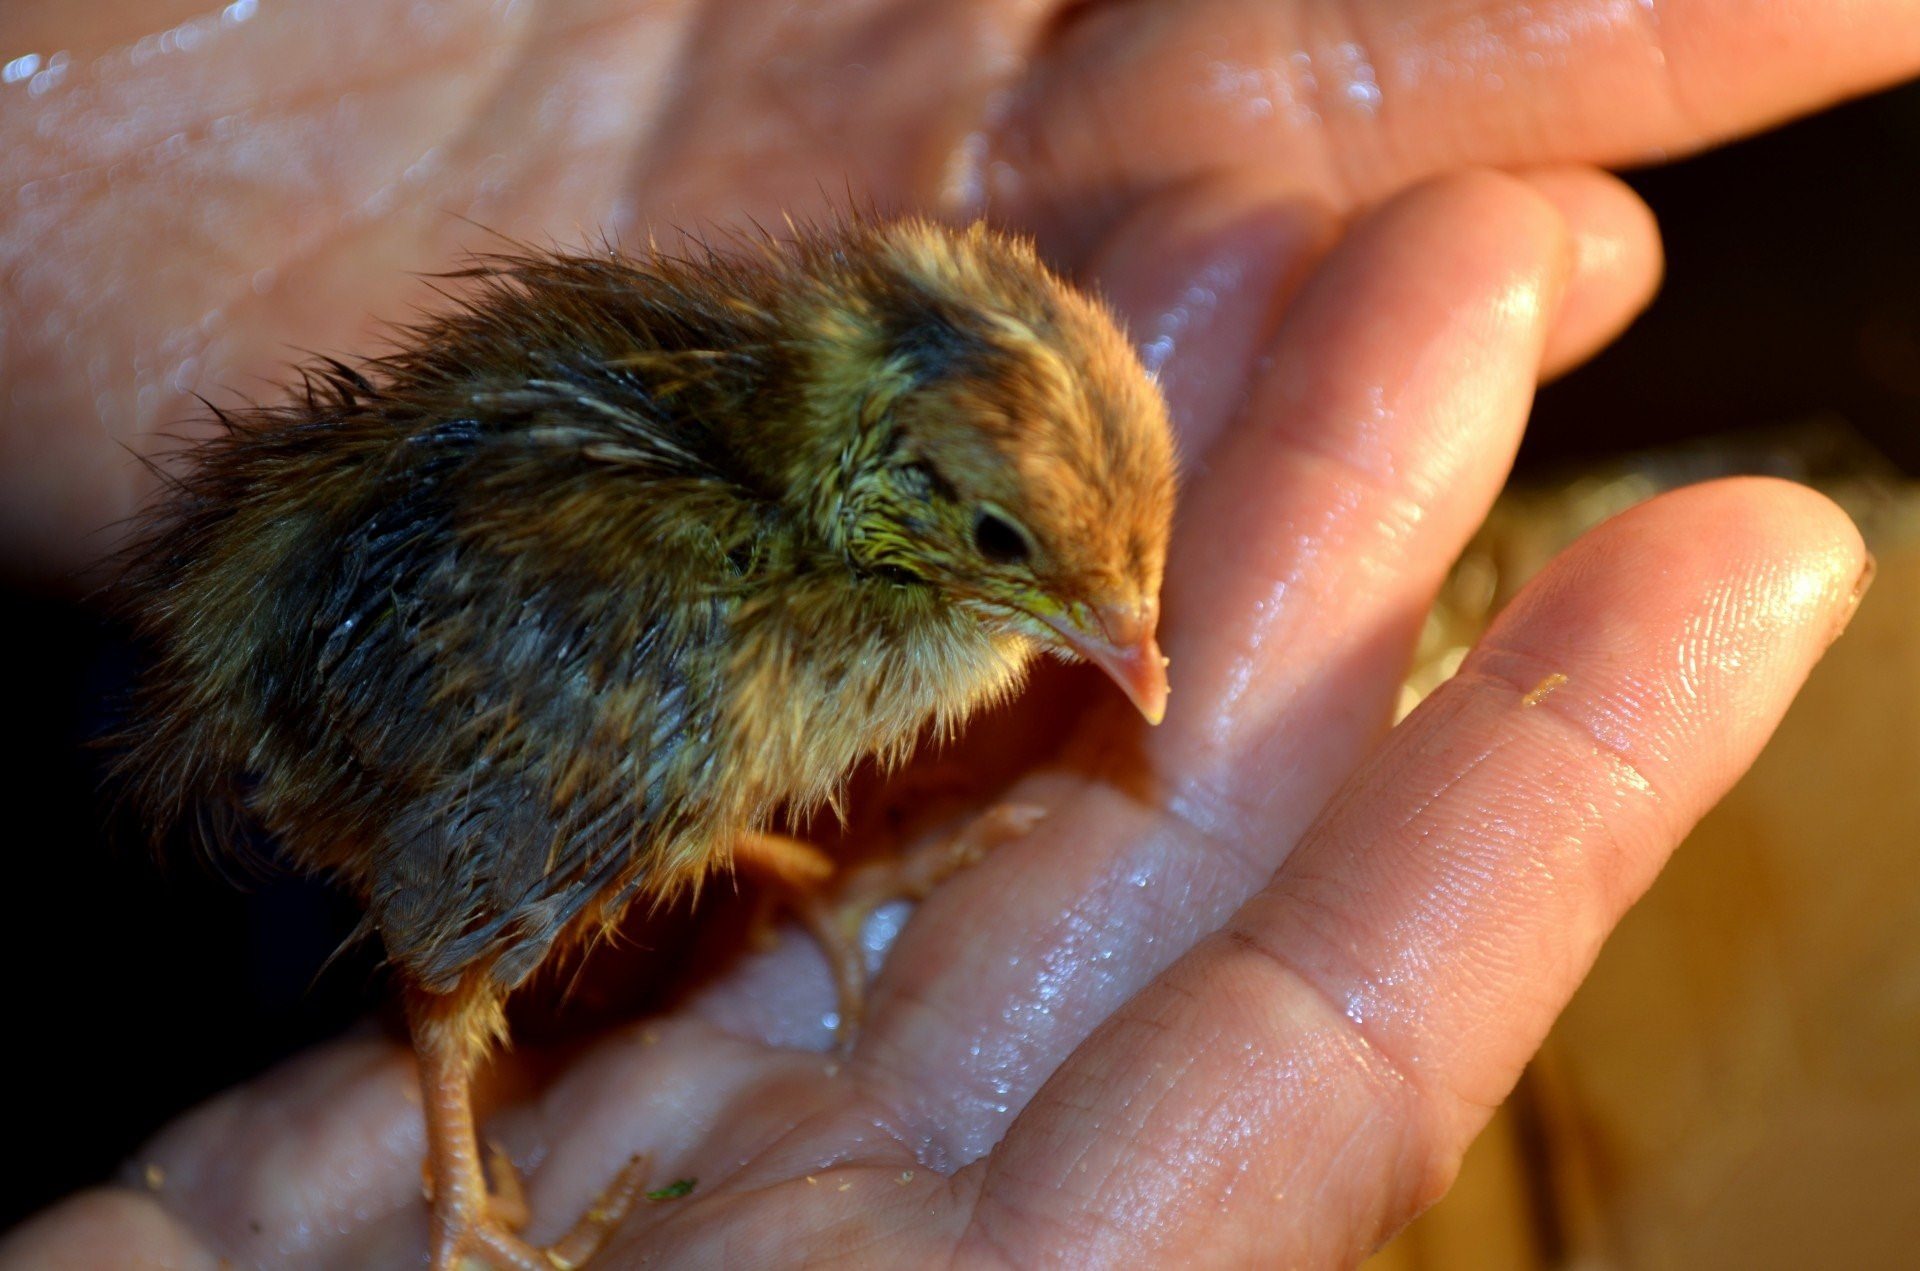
[0,1,1908,1265]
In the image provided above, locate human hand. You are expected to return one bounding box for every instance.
[0,1,1895,1265]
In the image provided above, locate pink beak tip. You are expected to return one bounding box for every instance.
[1045,598,1171,726]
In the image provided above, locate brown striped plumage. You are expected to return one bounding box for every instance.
[113,215,1176,1267]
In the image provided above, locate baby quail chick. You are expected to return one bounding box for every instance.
[116,216,1176,1268]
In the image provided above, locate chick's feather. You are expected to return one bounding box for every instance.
[114,216,1172,999]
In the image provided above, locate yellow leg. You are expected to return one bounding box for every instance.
[734,803,1046,1051]
[732,830,835,889]
[409,990,653,1270]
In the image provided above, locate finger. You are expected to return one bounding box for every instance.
[1080,165,1652,472]
[1080,174,1341,456]
[1147,169,1568,825]
[853,171,1569,1163]
[967,478,1869,1264]
[0,1190,220,1271]
[1514,166,1664,377]
[1001,0,1920,255]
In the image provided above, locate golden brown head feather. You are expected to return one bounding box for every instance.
[787,217,1178,717]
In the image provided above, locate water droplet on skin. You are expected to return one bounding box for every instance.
[29,60,69,97]
[1328,42,1382,114]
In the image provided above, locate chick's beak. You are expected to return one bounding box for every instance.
[1043,597,1170,725]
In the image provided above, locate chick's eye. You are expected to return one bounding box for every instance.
[972,509,1032,565]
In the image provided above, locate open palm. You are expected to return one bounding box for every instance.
[0,1,1904,1265]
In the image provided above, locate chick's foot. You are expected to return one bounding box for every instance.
[425,1153,649,1271]
[413,993,650,1269]
[736,802,1046,1050]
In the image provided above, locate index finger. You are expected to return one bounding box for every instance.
[997,0,1920,251]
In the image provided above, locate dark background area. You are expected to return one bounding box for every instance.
[6,80,1920,1231]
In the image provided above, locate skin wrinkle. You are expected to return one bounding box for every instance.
[1040,809,1247,986]
[1450,659,1671,812]
[1181,541,1328,752]
[1016,1,1143,225]
[1182,971,1428,1260]
[1305,541,1827,1128]
[1257,422,1435,552]
[3,4,683,577]
[965,1051,1210,1256]
[869,1013,1029,1168]
[1363,721,1629,990]
[1304,1078,1440,1260]
[635,0,1058,224]
[27,136,508,398]
[1175,549,1405,798]
[1506,743,1643,973]
[1082,176,1341,459]
[751,1065,923,1175]
[855,895,1086,1163]
[508,1023,869,1239]
[1207,921,1439,1169]
[1161,764,1304,890]
[955,1179,1054,1271]
[1244,687,1651,1113]
[634,1167,931,1268]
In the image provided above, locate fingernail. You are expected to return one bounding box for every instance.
[1831,550,1878,644]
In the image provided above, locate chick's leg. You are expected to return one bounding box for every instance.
[736,802,1045,1049]
[408,988,649,1270]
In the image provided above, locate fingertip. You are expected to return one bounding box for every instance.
[1496,476,1866,636]
[1513,166,1664,377]
[1672,475,1872,644]
[1625,476,1867,626]
[1473,475,1871,798]
[1356,168,1574,311]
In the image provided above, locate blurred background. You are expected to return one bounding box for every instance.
[6,75,1919,1267]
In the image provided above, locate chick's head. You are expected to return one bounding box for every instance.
[825,221,1178,722]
